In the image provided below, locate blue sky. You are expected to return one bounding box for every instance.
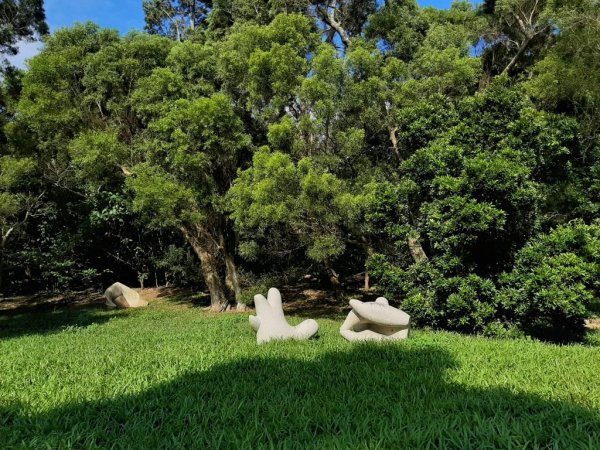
[10,0,458,68]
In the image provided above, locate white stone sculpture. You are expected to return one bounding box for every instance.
[249,287,319,344]
[340,298,410,342]
[104,282,148,309]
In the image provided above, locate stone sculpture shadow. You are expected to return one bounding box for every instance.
[2,346,599,448]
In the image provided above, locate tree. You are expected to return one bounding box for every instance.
[0,0,48,69]
[524,0,600,224]
[208,0,309,31]
[365,0,428,59]
[143,0,212,40]
[11,17,321,309]
[481,0,554,77]
[314,0,376,49]
[6,24,181,294]
[128,94,251,310]
[364,76,599,338]
[3,0,599,339]
[227,9,486,290]
[228,147,364,290]
[0,155,40,292]
[525,0,600,155]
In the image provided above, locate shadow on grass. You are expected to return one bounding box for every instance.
[153,287,212,308]
[0,306,128,340]
[1,346,598,448]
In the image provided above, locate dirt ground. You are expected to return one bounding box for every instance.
[0,279,372,318]
[3,283,597,329]
[0,286,186,315]
[0,290,103,314]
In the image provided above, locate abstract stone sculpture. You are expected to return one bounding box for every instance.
[340,298,410,342]
[104,282,148,309]
[249,287,319,344]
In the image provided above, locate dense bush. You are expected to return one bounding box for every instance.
[498,221,600,340]
[369,221,600,340]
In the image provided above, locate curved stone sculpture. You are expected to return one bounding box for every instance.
[104,282,148,309]
[340,298,410,342]
[249,287,319,344]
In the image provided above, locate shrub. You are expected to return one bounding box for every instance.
[368,255,498,332]
[369,220,600,340]
[498,220,600,340]
[445,275,498,333]
[154,245,202,287]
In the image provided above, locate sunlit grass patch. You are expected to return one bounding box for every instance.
[1,300,599,448]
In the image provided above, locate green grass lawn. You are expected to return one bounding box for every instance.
[1,300,600,449]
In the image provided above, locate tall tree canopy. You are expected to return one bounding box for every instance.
[2,0,599,339]
[0,0,48,66]
[143,0,212,40]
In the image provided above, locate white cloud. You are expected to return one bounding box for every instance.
[6,40,43,69]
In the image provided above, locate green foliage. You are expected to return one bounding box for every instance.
[217,13,319,118]
[368,256,499,333]
[363,80,599,339]
[154,245,202,286]
[0,155,38,273]
[445,274,498,332]
[395,95,459,150]
[480,0,554,76]
[499,220,600,340]
[0,0,48,69]
[3,0,600,339]
[127,164,203,228]
[143,0,211,40]
[526,0,600,120]
[228,147,360,264]
[0,155,35,189]
[68,130,129,189]
[366,0,428,59]
[404,119,541,274]
[129,92,251,230]
[369,220,600,339]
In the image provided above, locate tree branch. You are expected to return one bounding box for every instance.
[318,1,350,48]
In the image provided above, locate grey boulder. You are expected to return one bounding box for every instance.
[104,282,148,309]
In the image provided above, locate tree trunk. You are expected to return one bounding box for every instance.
[501,36,533,76]
[363,244,374,291]
[0,249,4,295]
[179,225,228,311]
[224,249,243,309]
[319,1,350,48]
[189,2,195,31]
[218,225,245,311]
[325,260,341,295]
[198,246,228,311]
[407,236,428,263]
[138,271,147,289]
[0,234,9,295]
[0,234,10,294]
[388,126,401,161]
